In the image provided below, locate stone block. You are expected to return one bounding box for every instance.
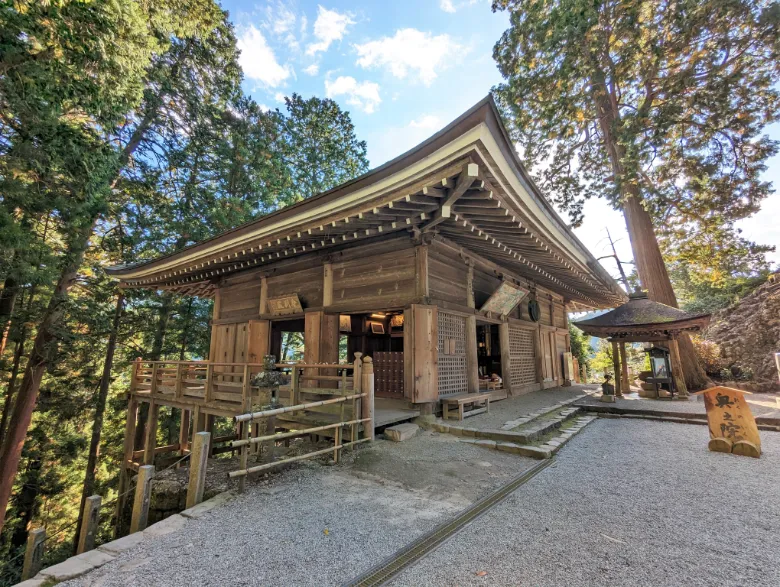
[461,427,479,437]
[600,394,616,403]
[384,423,420,442]
[142,513,187,538]
[73,549,114,567]
[495,442,551,460]
[474,439,497,449]
[38,556,95,581]
[15,578,47,587]
[98,532,146,555]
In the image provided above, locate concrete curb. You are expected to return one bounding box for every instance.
[20,490,237,586]
[592,411,780,432]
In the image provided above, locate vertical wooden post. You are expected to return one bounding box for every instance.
[668,337,689,398]
[238,423,249,494]
[130,465,154,534]
[143,401,159,466]
[499,322,513,395]
[22,528,46,580]
[241,364,251,412]
[258,275,268,315]
[186,431,210,507]
[175,363,183,399]
[352,352,363,447]
[323,261,333,307]
[466,261,475,309]
[204,363,214,404]
[619,343,630,391]
[179,409,190,455]
[533,328,545,385]
[465,315,479,393]
[291,364,299,406]
[76,495,101,554]
[611,341,623,397]
[150,363,159,395]
[361,356,375,441]
[334,426,342,463]
[415,244,430,298]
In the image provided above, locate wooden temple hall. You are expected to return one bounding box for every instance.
[108,96,626,462]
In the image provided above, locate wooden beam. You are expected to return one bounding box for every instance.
[422,163,479,232]
[465,315,479,393]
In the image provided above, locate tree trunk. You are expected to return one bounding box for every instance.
[134,292,173,449]
[622,196,708,389]
[0,276,18,358]
[73,291,124,551]
[0,218,96,534]
[588,65,708,391]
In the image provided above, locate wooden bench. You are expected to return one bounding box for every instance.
[441,392,491,421]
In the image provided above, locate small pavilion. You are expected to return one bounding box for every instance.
[573,290,710,398]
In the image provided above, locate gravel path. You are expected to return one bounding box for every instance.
[61,432,535,587]
[391,419,780,587]
[463,385,598,430]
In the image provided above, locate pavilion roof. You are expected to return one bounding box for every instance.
[107,96,626,309]
[572,290,710,340]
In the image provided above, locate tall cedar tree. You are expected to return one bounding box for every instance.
[491,0,780,388]
[0,0,226,534]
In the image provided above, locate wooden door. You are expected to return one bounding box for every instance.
[374,352,404,398]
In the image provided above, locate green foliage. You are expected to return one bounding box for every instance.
[491,0,779,302]
[568,324,590,372]
[0,2,370,583]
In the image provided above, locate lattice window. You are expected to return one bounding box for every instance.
[509,325,536,388]
[437,312,467,397]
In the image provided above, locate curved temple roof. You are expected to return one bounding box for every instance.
[573,290,710,340]
[108,96,626,309]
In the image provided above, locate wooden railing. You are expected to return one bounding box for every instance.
[228,355,375,491]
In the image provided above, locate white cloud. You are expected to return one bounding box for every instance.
[304,63,320,76]
[237,25,291,88]
[354,29,464,85]
[262,2,302,50]
[274,92,286,103]
[409,114,443,130]
[440,0,456,12]
[306,6,355,56]
[325,76,381,114]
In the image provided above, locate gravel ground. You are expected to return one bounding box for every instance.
[463,385,598,430]
[577,391,780,419]
[391,419,780,587]
[61,432,535,587]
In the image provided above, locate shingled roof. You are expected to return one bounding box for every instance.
[573,290,710,340]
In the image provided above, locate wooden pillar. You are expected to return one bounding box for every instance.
[323,261,333,308]
[466,261,475,309]
[22,528,45,580]
[179,409,191,455]
[247,320,270,363]
[668,336,689,398]
[76,495,101,554]
[611,341,623,397]
[143,401,159,466]
[465,316,479,393]
[361,356,375,440]
[619,343,630,391]
[534,328,544,385]
[115,397,138,535]
[130,465,154,534]
[403,305,438,404]
[258,275,268,314]
[186,431,210,507]
[498,322,513,395]
[415,244,429,298]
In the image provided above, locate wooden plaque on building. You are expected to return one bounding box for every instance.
[267,294,303,316]
[480,282,529,316]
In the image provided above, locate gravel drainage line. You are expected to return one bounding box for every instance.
[342,458,555,587]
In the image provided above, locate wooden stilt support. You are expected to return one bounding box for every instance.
[186,432,210,508]
[76,495,101,554]
[179,409,190,455]
[22,528,46,580]
[130,465,154,534]
[619,342,630,391]
[115,397,138,535]
[611,341,623,397]
[143,401,159,466]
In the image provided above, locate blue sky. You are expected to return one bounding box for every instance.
[221,0,779,280]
